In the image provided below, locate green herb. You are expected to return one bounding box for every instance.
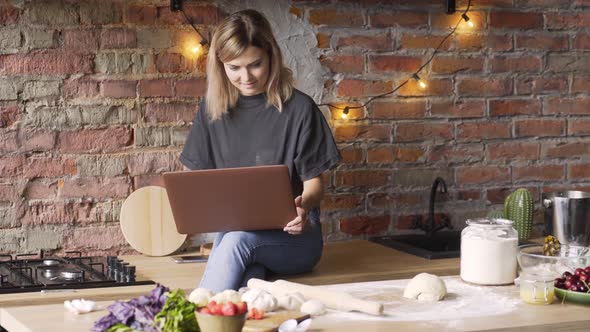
[155,289,199,332]
[106,324,140,332]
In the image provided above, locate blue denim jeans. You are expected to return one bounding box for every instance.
[199,212,323,292]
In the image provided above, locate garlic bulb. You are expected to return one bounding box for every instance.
[63,299,97,314]
[241,288,278,312]
[188,288,214,307]
[211,289,241,304]
[277,292,305,311]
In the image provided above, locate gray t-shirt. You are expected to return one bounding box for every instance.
[180,89,341,216]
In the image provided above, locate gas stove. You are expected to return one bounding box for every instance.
[0,251,154,294]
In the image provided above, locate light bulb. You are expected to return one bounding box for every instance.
[462,13,473,28]
[192,44,202,55]
[412,73,427,90]
[341,107,350,119]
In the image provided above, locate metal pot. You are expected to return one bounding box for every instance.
[542,190,590,246]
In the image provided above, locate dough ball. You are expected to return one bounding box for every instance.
[241,288,278,312]
[277,292,306,311]
[188,288,214,307]
[403,273,447,302]
[300,299,326,316]
[211,289,241,304]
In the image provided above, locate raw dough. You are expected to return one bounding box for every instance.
[188,288,213,307]
[403,273,447,302]
[211,289,241,304]
[248,278,383,316]
[241,288,278,312]
[300,299,326,316]
[277,292,306,310]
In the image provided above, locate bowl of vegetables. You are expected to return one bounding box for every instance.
[195,300,249,332]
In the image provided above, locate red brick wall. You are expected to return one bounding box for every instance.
[295,0,590,240]
[0,0,588,254]
[0,0,218,254]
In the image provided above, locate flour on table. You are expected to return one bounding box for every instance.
[316,277,521,322]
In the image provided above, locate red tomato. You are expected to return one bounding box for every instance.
[235,301,248,315]
[207,301,222,315]
[221,302,237,316]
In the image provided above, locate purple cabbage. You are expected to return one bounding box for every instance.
[92,284,170,332]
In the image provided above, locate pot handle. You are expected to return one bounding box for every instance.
[542,198,553,208]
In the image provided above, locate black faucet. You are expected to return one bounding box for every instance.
[427,177,450,236]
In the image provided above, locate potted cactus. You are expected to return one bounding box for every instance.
[503,188,534,241]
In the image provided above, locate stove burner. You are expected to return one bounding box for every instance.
[0,254,153,294]
[59,269,83,280]
[42,259,61,267]
[39,266,60,279]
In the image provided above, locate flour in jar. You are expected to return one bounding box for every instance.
[460,227,518,285]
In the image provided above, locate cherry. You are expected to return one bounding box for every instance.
[575,280,585,289]
[579,273,588,282]
[574,268,584,277]
[554,279,566,289]
[585,266,590,274]
[563,271,573,278]
[565,280,573,289]
[569,285,579,292]
[579,285,589,293]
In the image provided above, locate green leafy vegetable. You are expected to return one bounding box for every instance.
[155,289,199,332]
[106,324,140,332]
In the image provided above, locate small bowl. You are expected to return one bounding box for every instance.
[195,312,246,332]
[517,244,590,278]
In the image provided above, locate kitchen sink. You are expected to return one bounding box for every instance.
[369,231,462,260]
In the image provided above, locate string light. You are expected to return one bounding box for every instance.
[191,39,207,56]
[318,0,473,117]
[412,73,427,90]
[181,9,209,45]
[341,106,350,119]
[175,0,474,118]
[462,13,474,28]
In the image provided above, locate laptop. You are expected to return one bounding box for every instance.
[162,165,297,234]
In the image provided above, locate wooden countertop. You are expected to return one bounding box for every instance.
[0,239,460,308]
[1,240,589,332]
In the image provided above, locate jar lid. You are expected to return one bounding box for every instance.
[465,218,513,227]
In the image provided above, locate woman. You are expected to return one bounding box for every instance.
[180,9,341,292]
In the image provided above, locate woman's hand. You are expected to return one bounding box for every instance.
[283,196,307,235]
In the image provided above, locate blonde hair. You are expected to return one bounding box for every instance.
[205,9,294,120]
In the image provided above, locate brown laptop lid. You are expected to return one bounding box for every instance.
[163,165,297,234]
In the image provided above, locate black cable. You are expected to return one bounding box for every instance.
[318,0,473,113]
[180,8,208,45]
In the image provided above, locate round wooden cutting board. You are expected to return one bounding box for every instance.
[120,186,187,256]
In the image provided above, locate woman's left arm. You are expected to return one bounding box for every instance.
[283,176,323,235]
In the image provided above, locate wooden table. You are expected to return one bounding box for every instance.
[1,240,589,332]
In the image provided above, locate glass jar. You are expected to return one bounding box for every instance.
[519,270,555,304]
[460,218,519,285]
